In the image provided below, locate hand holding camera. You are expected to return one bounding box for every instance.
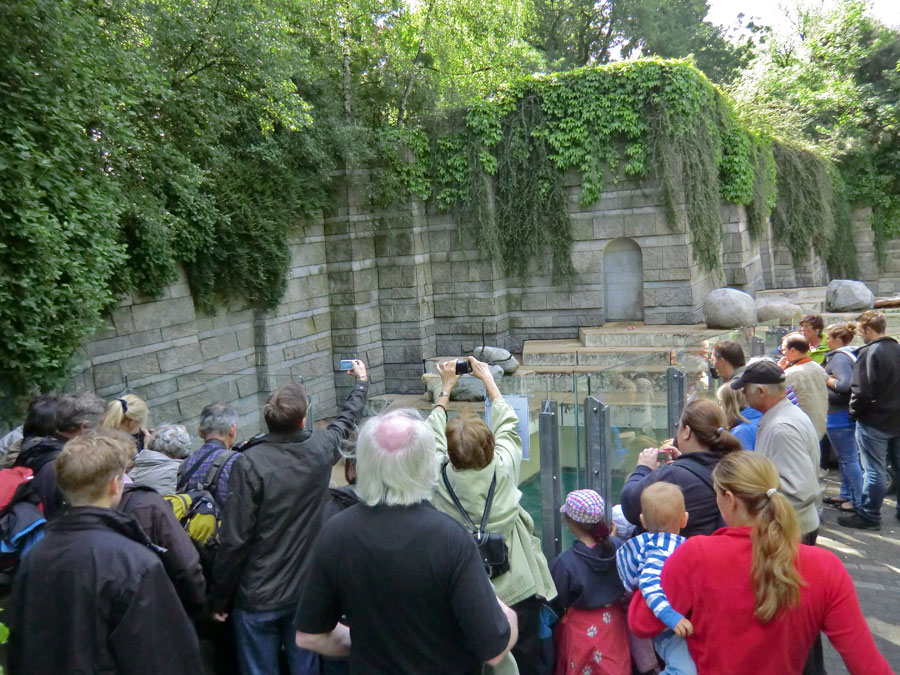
[339,359,368,381]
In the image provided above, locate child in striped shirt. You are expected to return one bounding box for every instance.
[616,482,695,675]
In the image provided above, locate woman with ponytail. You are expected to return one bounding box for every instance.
[628,451,891,674]
[621,399,743,537]
[101,394,151,450]
[551,489,630,675]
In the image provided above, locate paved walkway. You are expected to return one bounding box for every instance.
[818,472,900,673]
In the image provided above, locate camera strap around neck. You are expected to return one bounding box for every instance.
[441,461,496,538]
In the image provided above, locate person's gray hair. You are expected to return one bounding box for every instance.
[197,403,238,437]
[356,408,437,507]
[56,393,106,433]
[147,424,191,459]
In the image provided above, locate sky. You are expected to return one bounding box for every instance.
[706,0,899,33]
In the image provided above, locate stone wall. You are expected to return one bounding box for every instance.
[853,208,900,296]
[69,219,341,438]
[68,171,887,424]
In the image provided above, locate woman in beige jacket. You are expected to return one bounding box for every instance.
[428,356,556,675]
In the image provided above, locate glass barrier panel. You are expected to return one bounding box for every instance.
[585,353,673,508]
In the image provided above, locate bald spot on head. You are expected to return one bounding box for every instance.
[641,482,686,532]
[373,414,417,454]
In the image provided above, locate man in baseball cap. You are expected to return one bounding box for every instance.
[733,358,821,543]
[729,359,785,390]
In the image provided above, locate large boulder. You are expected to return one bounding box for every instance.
[472,345,520,374]
[449,365,505,401]
[826,279,875,312]
[422,366,504,402]
[703,288,757,329]
[755,297,803,325]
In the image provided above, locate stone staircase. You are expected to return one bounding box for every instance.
[521,323,722,372]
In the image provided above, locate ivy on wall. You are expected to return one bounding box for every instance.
[421,58,860,285]
[425,59,786,278]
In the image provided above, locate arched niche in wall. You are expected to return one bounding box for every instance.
[603,238,644,322]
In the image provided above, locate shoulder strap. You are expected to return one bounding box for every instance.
[176,447,220,492]
[200,450,236,493]
[440,461,496,536]
[673,456,715,491]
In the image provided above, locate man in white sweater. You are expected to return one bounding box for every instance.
[779,333,828,440]
[731,359,822,543]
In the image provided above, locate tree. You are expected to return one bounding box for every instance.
[528,0,753,82]
[731,0,900,248]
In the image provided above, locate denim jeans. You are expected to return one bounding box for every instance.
[233,607,320,675]
[653,630,697,675]
[856,421,900,522]
[826,422,863,507]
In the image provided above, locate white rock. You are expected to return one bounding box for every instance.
[755,297,803,324]
[703,288,757,329]
[825,279,875,312]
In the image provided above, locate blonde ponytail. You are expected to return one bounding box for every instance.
[713,451,804,623]
[101,394,149,434]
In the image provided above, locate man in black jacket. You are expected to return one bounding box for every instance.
[211,361,369,675]
[839,311,900,530]
[8,427,203,674]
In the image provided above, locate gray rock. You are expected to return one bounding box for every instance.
[472,346,520,374]
[755,297,802,325]
[450,365,505,401]
[422,366,504,402]
[472,345,511,362]
[703,288,757,329]
[825,279,875,312]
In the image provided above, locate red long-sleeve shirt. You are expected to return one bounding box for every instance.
[628,527,892,675]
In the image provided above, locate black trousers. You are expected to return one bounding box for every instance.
[510,595,543,675]
[801,529,826,675]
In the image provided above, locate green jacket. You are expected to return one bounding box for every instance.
[427,400,557,606]
[809,341,828,365]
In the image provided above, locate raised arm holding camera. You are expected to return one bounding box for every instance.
[428,356,556,675]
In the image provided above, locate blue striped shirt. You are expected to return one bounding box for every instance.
[616,531,686,630]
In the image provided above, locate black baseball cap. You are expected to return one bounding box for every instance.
[730,360,785,389]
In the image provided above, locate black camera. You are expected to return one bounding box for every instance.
[455,359,472,375]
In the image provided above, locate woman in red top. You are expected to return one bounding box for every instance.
[628,451,892,674]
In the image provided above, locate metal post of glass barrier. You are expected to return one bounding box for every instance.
[583,396,612,527]
[666,367,686,438]
[538,400,562,562]
[750,335,765,358]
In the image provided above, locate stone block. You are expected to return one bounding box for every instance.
[141,377,180,401]
[132,296,195,332]
[161,322,198,342]
[120,352,161,378]
[157,342,202,372]
[129,328,163,349]
[86,336,132,359]
[92,365,124,391]
[110,307,135,335]
[200,332,239,361]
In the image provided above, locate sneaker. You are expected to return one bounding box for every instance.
[837,512,881,531]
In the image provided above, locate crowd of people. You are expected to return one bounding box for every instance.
[0,311,895,674]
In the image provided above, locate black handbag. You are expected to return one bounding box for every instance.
[441,461,510,579]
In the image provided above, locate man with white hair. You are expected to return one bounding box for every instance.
[294,408,518,673]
